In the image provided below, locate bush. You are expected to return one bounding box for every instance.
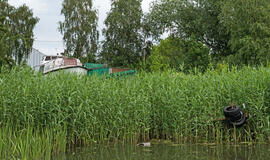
[147,36,210,73]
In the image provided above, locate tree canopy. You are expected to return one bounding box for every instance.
[146,0,270,66]
[147,36,209,72]
[146,0,230,56]
[101,0,143,67]
[220,0,270,65]
[59,0,99,62]
[0,0,38,67]
[2,0,270,71]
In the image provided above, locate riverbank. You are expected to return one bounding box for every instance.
[1,66,270,159]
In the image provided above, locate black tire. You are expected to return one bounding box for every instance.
[229,110,244,122]
[224,105,240,118]
[229,112,246,127]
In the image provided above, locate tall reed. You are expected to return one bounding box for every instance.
[1,66,270,158]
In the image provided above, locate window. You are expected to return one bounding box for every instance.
[45,56,51,61]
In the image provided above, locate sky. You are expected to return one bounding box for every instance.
[8,0,155,55]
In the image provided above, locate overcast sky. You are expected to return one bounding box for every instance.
[8,0,154,55]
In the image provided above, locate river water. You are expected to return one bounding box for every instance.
[57,143,270,160]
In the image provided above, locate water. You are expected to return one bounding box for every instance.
[57,143,270,160]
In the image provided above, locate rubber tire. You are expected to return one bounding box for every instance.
[229,110,244,122]
[224,105,240,118]
[229,112,246,127]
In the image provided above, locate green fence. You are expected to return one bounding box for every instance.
[84,63,136,78]
[84,63,105,69]
[88,68,110,76]
[106,70,136,79]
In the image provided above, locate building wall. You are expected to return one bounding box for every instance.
[26,49,46,72]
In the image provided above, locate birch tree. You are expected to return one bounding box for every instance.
[0,0,38,66]
[59,0,99,62]
[101,0,143,67]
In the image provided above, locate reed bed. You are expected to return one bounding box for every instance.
[1,66,270,158]
[0,125,66,159]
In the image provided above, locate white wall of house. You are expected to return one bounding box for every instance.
[26,48,46,72]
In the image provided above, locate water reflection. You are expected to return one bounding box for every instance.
[57,144,270,160]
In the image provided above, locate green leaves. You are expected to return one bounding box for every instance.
[9,4,39,65]
[0,1,38,67]
[147,36,210,73]
[145,0,270,67]
[59,0,99,62]
[220,0,270,65]
[147,0,230,56]
[101,0,143,67]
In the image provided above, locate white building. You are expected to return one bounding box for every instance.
[26,48,46,72]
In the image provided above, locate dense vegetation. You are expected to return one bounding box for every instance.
[1,67,270,158]
[101,0,144,67]
[1,0,270,70]
[0,0,38,67]
[146,0,270,68]
[59,0,99,62]
[1,0,270,159]
[56,0,270,71]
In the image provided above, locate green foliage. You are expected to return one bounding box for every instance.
[147,36,209,72]
[219,0,270,65]
[0,16,15,68]
[146,0,270,67]
[147,0,230,56]
[0,1,38,67]
[147,37,183,71]
[101,0,143,67]
[9,5,39,65]
[59,0,99,61]
[0,126,66,160]
[2,67,270,148]
[183,36,210,72]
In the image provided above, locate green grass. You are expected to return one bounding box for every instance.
[0,125,66,159]
[1,66,270,159]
